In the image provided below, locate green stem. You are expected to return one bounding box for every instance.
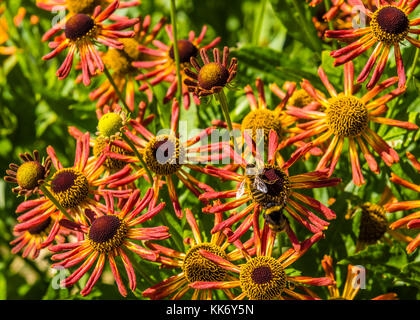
[253,0,268,46]
[216,90,240,154]
[169,0,183,104]
[121,133,154,186]
[40,185,73,221]
[406,47,419,87]
[103,65,131,115]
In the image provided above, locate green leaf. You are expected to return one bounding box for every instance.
[231,46,321,86]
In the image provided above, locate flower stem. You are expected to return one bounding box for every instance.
[39,185,73,221]
[216,89,240,153]
[121,132,154,186]
[169,0,183,103]
[103,65,131,115]
[407,47,419,87]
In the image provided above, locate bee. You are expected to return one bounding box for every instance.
[263,203,288,232]
[236,164,268,200]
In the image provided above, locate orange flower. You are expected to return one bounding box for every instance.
[326,0,420,89]
[385,152,420,253]
[285,62,418,186]
[304,255,398,300]
[42,1,138,85]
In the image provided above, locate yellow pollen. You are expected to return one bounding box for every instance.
[370,5,409,44]
[182,242,227,283]
[289,89,314,108]
[50,168,89,209]
[143,135,185,176]
[67,0,102,14]
[358,203,388,245]
[198,62,229,90]
[246,164,291,209]
[240,256,286,300]
[326,95,369,137]
[88,215,128,253]
[241,109,283,143]
[16,161,45,190]
[93,137,132,171]
[97,112,124,138]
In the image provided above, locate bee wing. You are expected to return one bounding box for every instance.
[236,180,246,199]
[254,177,268,193]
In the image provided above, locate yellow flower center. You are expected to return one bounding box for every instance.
[240,256,286,300]
[358,203,388,245]
[326,95,369,137]
[120,38,146,61]
[103,49,134,75]
[198,62,229,90]
[50,168,89,209]
[88,215,128,253]
[143,135,185,176]
[67,0,103,14]
[246,164,291,209]
[93,137,132,171]
[241,109,283,143]
[16,161,45,190]
[289,89,314,108]
[182,242,227,283]
[97,112,124,138]
[370,5,409,44]
[64,13,97,41]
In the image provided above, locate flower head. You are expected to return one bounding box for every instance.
[346,186,413,252]
[142,207,254,300]
[184,46,238,97]
[200,131,341,249]
[49,189,169,296]
[189,229,333,300]
[4,150,52,198]
[12,132,132,247]
[42,1,138,85]
[326,0,420,89]
[285,62,418,186]
[133,25,221,109]
[304,255,398,300]
[10,214,68,259]
[89,16,166,111]
[385,152,420,254]
[105,99,231,219]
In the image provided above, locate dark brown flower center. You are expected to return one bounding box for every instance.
[88,215,121,244]
[240,256,286,300]
[198,62,229,90]
[169,40,198,63]
[51,170,77,193]
[251,266,274,285]
[50,168,90,209]
[28,217,52,235]
[65,14,95,41]
[376,6,409,35]
[358,203,388,245]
